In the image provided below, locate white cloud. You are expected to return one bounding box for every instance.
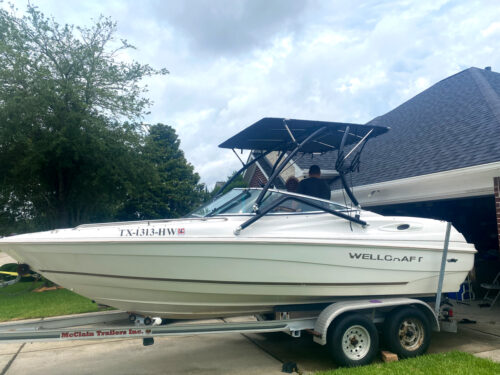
[482,22,500,37]
[5,0,500,188]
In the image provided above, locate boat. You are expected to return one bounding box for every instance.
[0,118,476,319]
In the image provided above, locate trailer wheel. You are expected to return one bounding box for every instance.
[328,314,379,367]
[383,307,430,358]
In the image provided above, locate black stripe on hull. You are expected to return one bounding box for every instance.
[40,269,408,287]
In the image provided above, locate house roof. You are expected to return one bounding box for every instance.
[295,67,500,187]
[256,154,286,188]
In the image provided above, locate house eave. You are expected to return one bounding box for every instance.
[331,161,500,207]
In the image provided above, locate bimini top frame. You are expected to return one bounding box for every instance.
[217,117,389,215]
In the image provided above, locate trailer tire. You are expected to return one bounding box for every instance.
[383,307,430,358]
[328,314,379,367]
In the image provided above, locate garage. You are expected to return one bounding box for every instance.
[370,195,499,288]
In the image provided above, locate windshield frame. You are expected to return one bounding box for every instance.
[186,187,354,218]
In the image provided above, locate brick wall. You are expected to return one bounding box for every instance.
[249,165,268,187]
[495,177,500,250]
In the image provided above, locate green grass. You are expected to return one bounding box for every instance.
[314,351,500,375]
[0,281,103,322]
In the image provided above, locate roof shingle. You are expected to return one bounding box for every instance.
[295,67,500,187]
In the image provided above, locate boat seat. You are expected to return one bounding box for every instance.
[480,271,500,308]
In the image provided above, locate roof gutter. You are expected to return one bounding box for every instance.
[330,161,500,207]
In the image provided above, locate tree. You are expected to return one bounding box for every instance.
[117,124,207,220]
[211,171,247,197]
[0,5,168,233]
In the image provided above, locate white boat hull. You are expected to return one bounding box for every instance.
[0,213,476,318]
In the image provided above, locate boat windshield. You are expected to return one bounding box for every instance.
[187,188,348,217]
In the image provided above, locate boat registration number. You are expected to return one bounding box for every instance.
[119,227,185,237]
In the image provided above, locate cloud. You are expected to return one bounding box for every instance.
[144,0,310,56]
[5,0,500,188]
[482,21,500,37]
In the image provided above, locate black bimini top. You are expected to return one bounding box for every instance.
[219,117,389,153]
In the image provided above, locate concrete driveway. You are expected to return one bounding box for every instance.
[0,253,15,268]
[1,334,285,375]
[1,302,500,375]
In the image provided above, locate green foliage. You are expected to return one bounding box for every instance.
[314,351,500,375]
[117,124,208,220]
[0,5,204,234]
[211,171,247,197]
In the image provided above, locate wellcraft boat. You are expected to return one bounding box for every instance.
[0,118,476,319]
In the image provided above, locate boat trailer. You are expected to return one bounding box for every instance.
[0,296,455,367]
[0,296,444,344]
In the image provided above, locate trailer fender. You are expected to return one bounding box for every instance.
[313,298,439,345]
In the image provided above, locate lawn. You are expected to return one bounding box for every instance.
[0,281,103,322]
[314,351,500,375]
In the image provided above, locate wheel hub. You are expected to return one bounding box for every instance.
[342,325,371,360]
[398,319,424,351]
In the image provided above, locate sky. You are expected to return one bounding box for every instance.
[4,0,500,187]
